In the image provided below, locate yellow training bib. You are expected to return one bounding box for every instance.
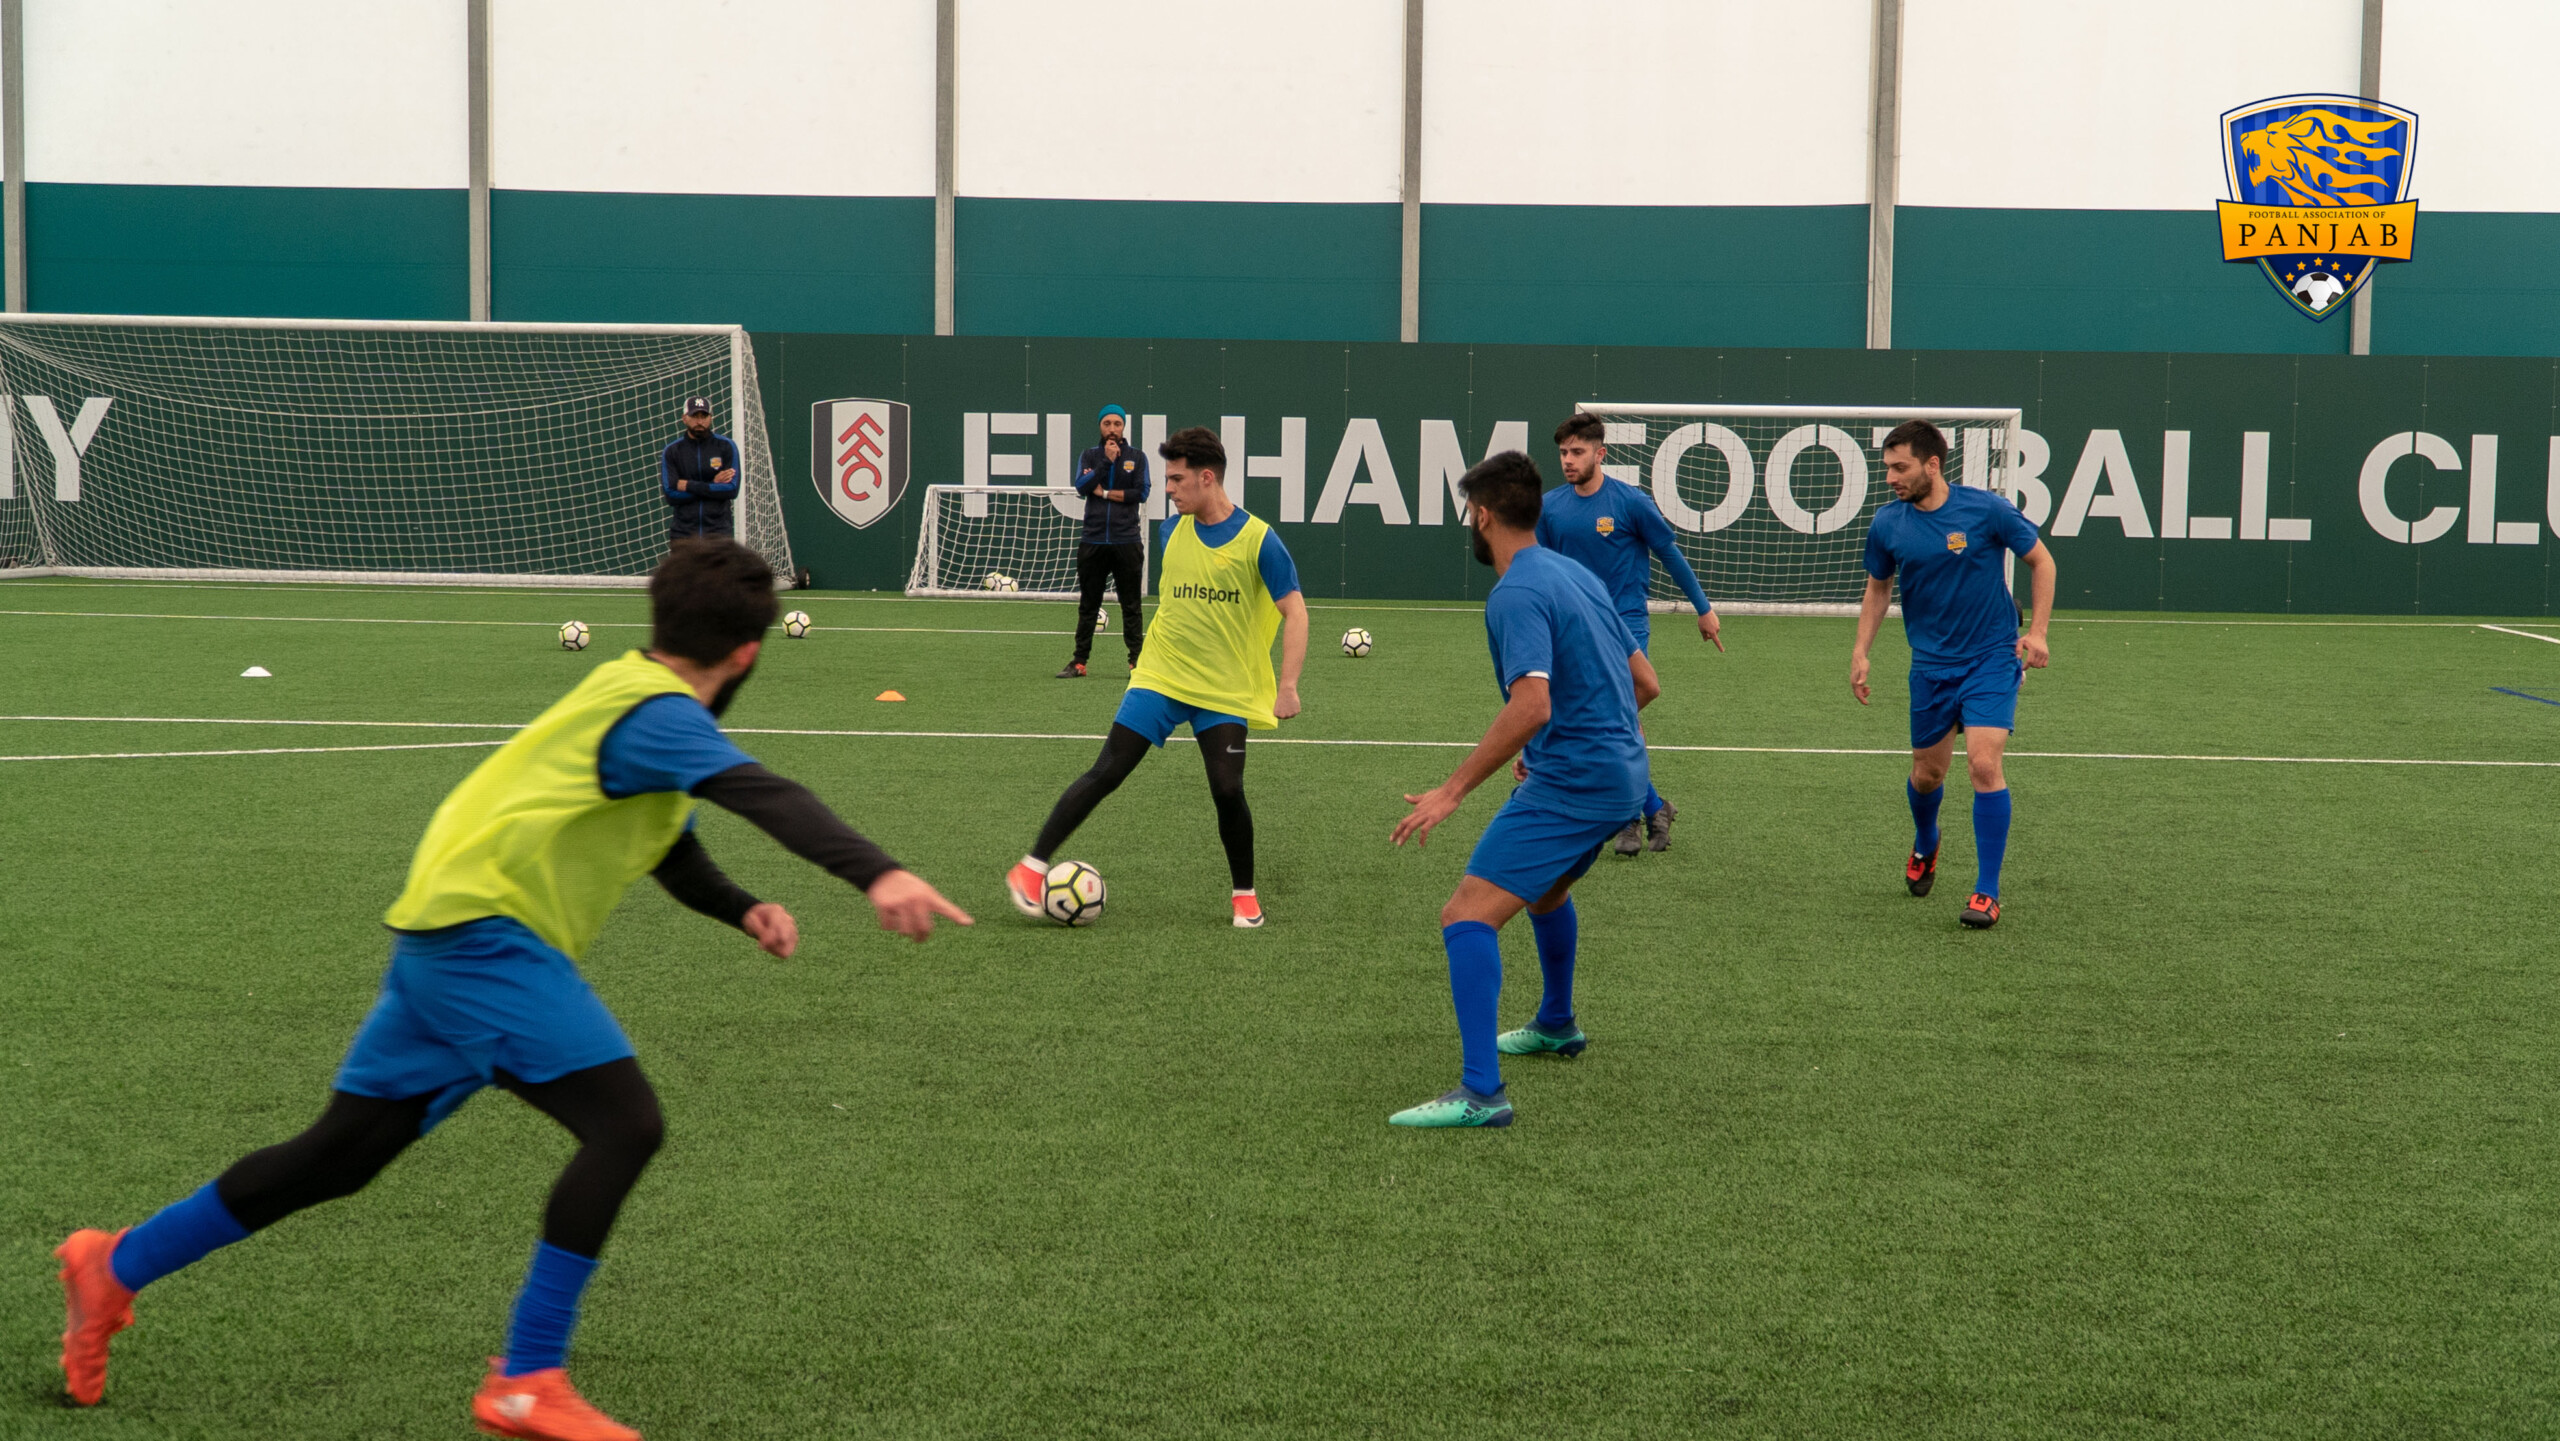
[1130,512,1282,728]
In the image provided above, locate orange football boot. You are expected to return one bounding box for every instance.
[55,1227,134,1406]
[472,1359,641,1441]
[1006,858,1047,918]
[1231,892,1265,929]
[1960,892,2001,929]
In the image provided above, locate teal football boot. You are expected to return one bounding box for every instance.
[1496,1020,1588,1058]
[1388,1086,1514,1128]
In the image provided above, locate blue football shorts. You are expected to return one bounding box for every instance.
[1620,610,1652,655]
[335,916,635,1132]
[1908,648,2024,749]
[1113,686,1248,748]
[1464,794,1627,904]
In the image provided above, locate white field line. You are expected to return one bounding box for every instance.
[0,740,507,763]
[0,608,1075,636]
[2481,623,2560,646]
[0,715,2553,770]
[0,579,649,600]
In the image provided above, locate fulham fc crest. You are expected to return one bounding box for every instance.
[810,397,910,529]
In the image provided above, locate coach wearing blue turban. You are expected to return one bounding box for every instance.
[1056,405,1149,678]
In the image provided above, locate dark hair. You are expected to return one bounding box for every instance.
[1458,450,1544,531]
[1158,425,1226,476]
[650,538,777,664]
[1554,413,1606,446]
[1880,419,1949,466]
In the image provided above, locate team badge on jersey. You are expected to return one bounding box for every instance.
[808,397,910,529]
[2216,93,2418,321]
[1946,530,1968,553]
[1595,516,1615,536]
[1122,459,1135,472]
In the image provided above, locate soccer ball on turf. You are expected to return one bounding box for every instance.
[1341,627,1374,658]
[782,609,813,639]
[985,571,1019,592]
[558,620,591,651]
[1041,860,1107,927]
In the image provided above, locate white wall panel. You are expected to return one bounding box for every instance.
[2386,1,2560,212]
[28,0,464,187]
[1902,0,2360,210]
[956,0,1402,203]
[1422,0,1870,207]
[494,0,934,196]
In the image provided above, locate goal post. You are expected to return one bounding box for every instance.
[906,483,1151,600]
[0,313,793,588]
[1575,402,2024,617]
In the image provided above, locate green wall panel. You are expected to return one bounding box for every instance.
[1421,204,1866,349]
[753,334,2560,617]
[27,182,465,320]
[1898,206,2351,356]
[954,198,1399,341]
[2371,212,2560,359]
[493,190,930,333]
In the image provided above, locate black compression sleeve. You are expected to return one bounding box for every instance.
[652,830,759,928]
[692,762,902,891]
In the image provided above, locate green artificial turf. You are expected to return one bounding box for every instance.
[4,578,2559,1439]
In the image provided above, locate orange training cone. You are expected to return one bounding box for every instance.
[875,689,906,702]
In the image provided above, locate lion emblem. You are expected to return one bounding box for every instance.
[2236,109,2402,208]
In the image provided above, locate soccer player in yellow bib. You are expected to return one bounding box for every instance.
[1008,425,1308,928]
[53,540,969,1440]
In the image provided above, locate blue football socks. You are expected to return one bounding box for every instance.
[1442,921,1505,1097]
[1528,900,1578,1030]
[1908,779,1944,857]
[1641,781,1667,820]
[1974,788,2012,898]
[109,1182,250,1293]
[504,1240,601,1376]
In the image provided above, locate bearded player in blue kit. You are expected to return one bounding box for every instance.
[1850,420,2057,929]
[1390,452,1659,1128]
[1535,413,1720,857]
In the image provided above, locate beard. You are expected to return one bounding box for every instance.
[1471,525,1494,567]
[709,662,756,718]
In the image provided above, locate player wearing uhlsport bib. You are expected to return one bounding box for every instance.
[53,541,971,1439]
[1009,426,1309,929]
[1535,413,1723,857]
[1388,452,1660,1129]
[1851,420,2057,930]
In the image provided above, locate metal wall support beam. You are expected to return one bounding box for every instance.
[1398,0,1423,343]
[934,0,956,337]
[2349,0,2382,356]
[3,0,25,313]
[1863,0,1903,350]
[466,0,490,322]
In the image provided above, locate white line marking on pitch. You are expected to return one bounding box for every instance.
[2481,623,2560,646]
[3,715,2550,770]
[0,609,1074,637]
[0,740,507,763]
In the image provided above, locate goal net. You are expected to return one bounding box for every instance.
[1576,403,2023,617]
[0,314,792,587]
[907,484,1151,600]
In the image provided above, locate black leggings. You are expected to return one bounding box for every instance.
[213,1057,664,1260]
[1033,721,1253,890]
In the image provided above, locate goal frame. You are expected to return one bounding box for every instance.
[0,312,786,589]
[905,483,1153,601]
[1575,401,2025,618]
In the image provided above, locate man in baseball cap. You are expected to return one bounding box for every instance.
[661,399,741,543]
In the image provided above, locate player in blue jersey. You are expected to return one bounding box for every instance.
[1851,420,2057,929]
[1535,413,1720,857]
[1389,451,1659,1128]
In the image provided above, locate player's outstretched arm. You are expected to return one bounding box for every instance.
[1637,504,1722,650]
[2017,542,2057,668]
[1850,575,1893,704]
[1394,677,1550,848]
[652,830,799,957]
[692,762,974,940]
[1274,591,1309,719]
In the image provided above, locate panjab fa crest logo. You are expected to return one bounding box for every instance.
[808,397,910,529]
[1946,530,1967,553]
[2217,94,2419,320]
[1595,516,1615,536]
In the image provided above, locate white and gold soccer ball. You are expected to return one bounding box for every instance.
[558,620,591,651]
[782,609,813,639]
[985,571,1019,593]
[1041,859,1107,927]
[1341,627,1374,658]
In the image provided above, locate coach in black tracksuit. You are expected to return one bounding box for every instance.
[661,396,742,543]
[1058,404,1149,677]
